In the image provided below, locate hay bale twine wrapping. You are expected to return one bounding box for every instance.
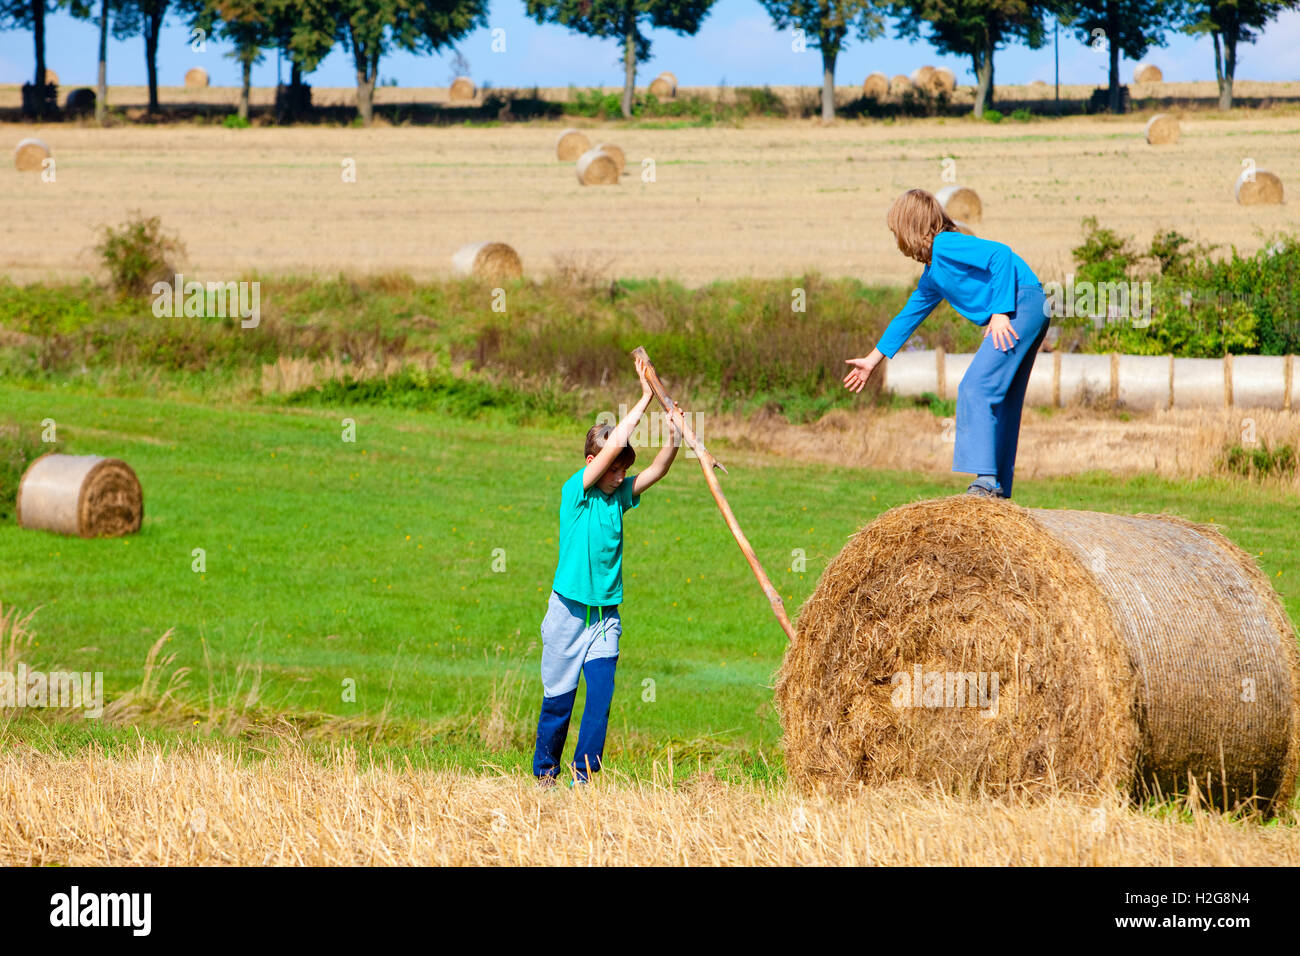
[1235,168,1284,205]
[932,67,956,93]
[576,147,619,185]
[449,76,476,101]
[593,142,626,175]
[1134,63,1163,83]
[13,138,51,172]
[64,87,95,115]
[184,67,209,89]
[1145,113,1179,145]
[555,127,591,161]
[935,184,983,223]
[16,454,143,538]
[451,241,523,282]
[889,74,913,96]
[776,497,1300,809]
[648,75,676,98]
[862,72,889,98]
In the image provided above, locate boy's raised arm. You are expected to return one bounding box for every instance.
[632,402,684,495]
[582,354,654,490]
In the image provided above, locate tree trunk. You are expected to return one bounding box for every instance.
[145,15,161,114]
[32,0,45,88]
[239,58,251,121]
[622,13,636,119]
[972,45,993,118]
[820,34,837,123]
[1221,27,1237,111]
[289,60,303,120]
[96,0,109,125]
[1107,0,1121,113]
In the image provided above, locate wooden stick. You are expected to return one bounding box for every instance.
[631,346,796,642]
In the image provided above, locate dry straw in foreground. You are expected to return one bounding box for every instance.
[17,453,144,538]
[0,743,1295,865]
[451,241,523,282]
[777,496,1300,810]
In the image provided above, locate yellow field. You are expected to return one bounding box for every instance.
[3,107,1296,287]
[1,742,1295,865]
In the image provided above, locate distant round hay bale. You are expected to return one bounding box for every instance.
[64,87,95,116]
[593,142,626,175]
[1134,63,1163,83]
[1144,113,1179,145]
[1030,79,1048,88]
[648,75,676,98]
[449,76,476,101]
[935,184,983,223]
[43,69,58,85]
[451,241,523,282]
[909,65,937,93]
[932,67,956,93]
[555,127,591,161]
[184,67,209,89]
[889,74,912,96]
[657,71,677,88]
[862,72,889,98]
[576,147,619,185]
[1235,168,1284,205]
[776,497,1300,809]
[17,454,143,538]
[13,137,51,172]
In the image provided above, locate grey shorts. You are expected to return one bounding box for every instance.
[539,590,621,697]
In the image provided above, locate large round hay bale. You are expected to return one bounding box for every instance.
[1235,168,1284,205]
[576,147,619,185]
[935,184,983,223]
[43,69,58,85]
[64,87,95,116]
[862,72,889,98]
[1134,63,1163,83]
[648,75,676,98]
[909,65,937,93]
[13,138,51,172]
[451,241,523,282]
[555,128,591,161]
[932,67,956,94]
[1144,113,1179,145]
[17,454,144,538]
[656,71,677,88]
[889,74,912,96]
[593,142,626,175]
[184,67,209,89]
[449,76,475,101]
[776,497,1300,810]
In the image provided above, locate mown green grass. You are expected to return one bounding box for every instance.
[1,380,1297,782]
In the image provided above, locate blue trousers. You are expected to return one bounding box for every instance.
[952,284,1049,498]
[533,591,621,780]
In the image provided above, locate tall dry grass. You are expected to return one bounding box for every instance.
[0,742,1295,865]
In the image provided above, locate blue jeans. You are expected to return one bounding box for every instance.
[533,591,621,780]
[952,284,1050,498]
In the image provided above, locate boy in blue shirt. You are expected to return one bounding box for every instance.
[534,353,684,785]
[843,188,1049,499]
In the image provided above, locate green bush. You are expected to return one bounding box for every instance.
[1010,108,1033,122]
[223,114,251,129]
[982,109,1003,123]
[93,211,186,298]
[1218,441,1296,479]
[0,422,58,521]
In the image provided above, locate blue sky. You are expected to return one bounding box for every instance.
[2,1,1298,90]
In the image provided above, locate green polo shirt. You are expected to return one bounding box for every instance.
[552,467,640,606]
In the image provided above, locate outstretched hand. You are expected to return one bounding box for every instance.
[843,356,879,393]
[635,353,653,399]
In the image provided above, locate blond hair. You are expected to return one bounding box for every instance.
[886,189,957,265]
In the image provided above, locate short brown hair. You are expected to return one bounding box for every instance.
[886,188,957,265]
[584,423,636,467]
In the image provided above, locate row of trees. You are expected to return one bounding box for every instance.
[2,0,1295,123]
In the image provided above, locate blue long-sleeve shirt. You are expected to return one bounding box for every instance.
[874,231,1041,359]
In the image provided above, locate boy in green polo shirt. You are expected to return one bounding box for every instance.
[534,354,684,785]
